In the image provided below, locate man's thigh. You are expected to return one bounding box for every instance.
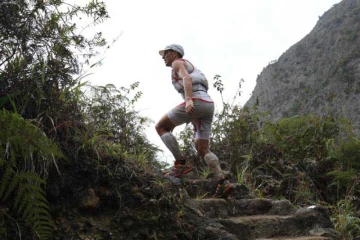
[168,100,214,127]
[168,103,193,126]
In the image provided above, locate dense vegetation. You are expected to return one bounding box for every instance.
[1,0,360,239]
[0,1,161,239]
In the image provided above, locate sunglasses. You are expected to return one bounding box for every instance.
[163,50,174,56]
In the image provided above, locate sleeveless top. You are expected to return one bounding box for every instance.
[171,59,213,102]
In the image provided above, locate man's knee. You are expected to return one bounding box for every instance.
[155,122,170,136]
[155,116,175,136]
[155,122,163,135]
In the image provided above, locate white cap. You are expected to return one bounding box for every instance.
[159,44,184,57]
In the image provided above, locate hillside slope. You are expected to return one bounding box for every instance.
[246,0,360,133]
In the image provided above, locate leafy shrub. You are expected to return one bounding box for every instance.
[335,138,360,171]
[75,82,160,172]
[331,199,360,239]
[262,115,339,162]
[327,137,360,205]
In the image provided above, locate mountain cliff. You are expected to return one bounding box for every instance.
[246,0,360,133]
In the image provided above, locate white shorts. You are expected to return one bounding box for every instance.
[167,99,214,140]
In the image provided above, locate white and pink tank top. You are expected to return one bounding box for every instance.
[171,59,213,102]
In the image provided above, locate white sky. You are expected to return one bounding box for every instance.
[71,0,342,162]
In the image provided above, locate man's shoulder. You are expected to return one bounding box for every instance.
[172,59,186,68]
[173,58,186,63]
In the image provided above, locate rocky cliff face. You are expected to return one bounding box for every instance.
[246,0,360,132]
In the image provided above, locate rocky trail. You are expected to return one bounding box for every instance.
[169,172,342,240]
[55,168,343,240]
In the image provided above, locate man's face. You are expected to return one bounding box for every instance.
[162,50,176,67]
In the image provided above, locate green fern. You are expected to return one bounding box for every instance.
[0,166,14,198]
[0,109,63,239]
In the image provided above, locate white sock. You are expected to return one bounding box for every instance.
[204,152,224,180]
[160,132,184,161]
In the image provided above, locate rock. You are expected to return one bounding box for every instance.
[268,199,296,215]
[79,188,100,210]
[232,183,250,199]
[310,226,342,239]
[204,222,238,240]
[294,206,333,228]
[163,175,182,186]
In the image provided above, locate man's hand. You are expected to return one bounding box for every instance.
[185,99,195,115]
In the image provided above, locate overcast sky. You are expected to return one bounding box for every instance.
[72,0,342,162]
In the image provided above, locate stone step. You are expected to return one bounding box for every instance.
[214,208,334,240]
[256,237,329,240]
[179,176,340,240]
[196,198,296,218]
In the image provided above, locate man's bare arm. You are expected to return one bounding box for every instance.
[172,60,195,115]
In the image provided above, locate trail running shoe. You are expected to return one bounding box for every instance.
[164,164,193,178]
[211,180,234,199]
